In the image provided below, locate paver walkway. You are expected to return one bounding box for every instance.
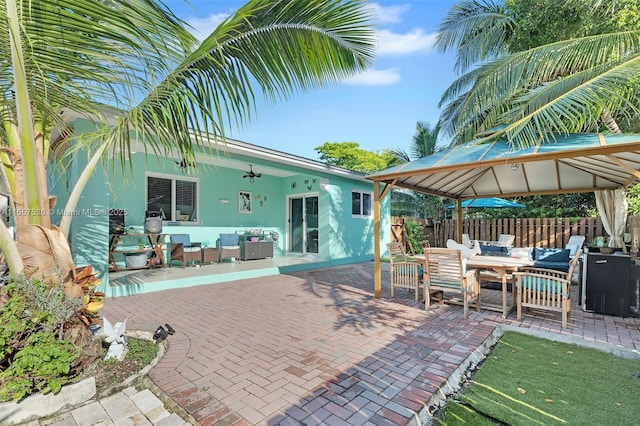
[95,262,640,425]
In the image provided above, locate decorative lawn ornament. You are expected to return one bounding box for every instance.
[102,317,128,361]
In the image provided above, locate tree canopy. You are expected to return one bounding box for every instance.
[436,0,640,148]
[0,0,376,283]
[314,142,397,174]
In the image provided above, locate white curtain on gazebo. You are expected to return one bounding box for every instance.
[595,188,628,251]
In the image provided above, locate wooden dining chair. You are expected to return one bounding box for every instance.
[387,242,423,301]
[423,248,481,319]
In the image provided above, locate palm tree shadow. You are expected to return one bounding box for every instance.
[295,263,424,337]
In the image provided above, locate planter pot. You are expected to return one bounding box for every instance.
[125,254,148,268]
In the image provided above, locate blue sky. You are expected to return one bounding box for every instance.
[165,0,459,160]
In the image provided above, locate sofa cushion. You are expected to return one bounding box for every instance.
[532,260,570,272]
[220,233,239,247]
[509,247,532,260]
[533,248,570,262]
[517,276,569,296]
[480,244,508,255]
[170,234,191,247]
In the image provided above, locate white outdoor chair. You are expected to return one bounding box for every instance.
[497,234,515,248]
[565,235,585,258]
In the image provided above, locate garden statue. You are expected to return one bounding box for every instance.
[102,317,128,361]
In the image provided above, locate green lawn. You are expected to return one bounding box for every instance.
[436,331,640,425]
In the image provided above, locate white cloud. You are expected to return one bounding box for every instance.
[369,3,411,24]
[377,28,436,56]
[186,13,228,41]
[343,68,401,86]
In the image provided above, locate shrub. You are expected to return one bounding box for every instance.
[0,275,81,402]
[404,218,429,254]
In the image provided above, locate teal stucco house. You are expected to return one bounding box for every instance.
[48,109,391,296]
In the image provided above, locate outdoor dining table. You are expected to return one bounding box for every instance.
[466,255,533,318]
[410,252,533,318]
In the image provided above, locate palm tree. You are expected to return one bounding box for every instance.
[390,121,440,162]
[0,0,375,292]
[434,0,640,148]
[390,121,447,221]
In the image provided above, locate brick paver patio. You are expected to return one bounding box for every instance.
[101,262,640,425]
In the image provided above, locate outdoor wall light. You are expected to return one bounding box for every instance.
[511,163,521,171]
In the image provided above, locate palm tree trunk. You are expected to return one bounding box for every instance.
[601,109,622,134]
[60,138,112,238]
[7,0,48,227]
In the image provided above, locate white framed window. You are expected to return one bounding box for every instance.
[352,190,372,217]
[146,173,199,223]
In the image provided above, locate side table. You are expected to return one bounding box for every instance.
[202,247,218,264]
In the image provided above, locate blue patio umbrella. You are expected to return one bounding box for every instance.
[447,197,525,209]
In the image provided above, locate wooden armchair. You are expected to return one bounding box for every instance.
[514,249,582,328]
[423,248,481,319]
[513,272,572,328]
[387,242,422,301]
[521,249,583,282]
[169,234,202,268]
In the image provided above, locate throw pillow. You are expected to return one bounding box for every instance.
[534,248,570,262]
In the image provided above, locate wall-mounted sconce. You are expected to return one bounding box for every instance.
[219,198,229,204]
[511,163,520,171]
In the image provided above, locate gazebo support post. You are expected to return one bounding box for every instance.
[374,180,381,299]
[456,199,463,243]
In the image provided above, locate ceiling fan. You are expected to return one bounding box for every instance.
[243,164,262,183]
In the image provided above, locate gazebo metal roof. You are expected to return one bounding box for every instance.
[367,132,640,300]
[366,132,640,199]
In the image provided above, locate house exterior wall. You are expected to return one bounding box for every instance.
[48,117,391,291]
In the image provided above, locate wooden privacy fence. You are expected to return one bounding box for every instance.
[391,216,640,250]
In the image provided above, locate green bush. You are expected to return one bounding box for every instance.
[0,275,81,402]
[404,218,429,254]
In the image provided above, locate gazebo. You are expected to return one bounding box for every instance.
[366,132,640,299]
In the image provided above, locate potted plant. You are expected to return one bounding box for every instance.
[125,238,148,268]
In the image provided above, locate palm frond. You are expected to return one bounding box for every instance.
[441,31,640,148]
[94,0,376,165]
[434,0,513,73]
